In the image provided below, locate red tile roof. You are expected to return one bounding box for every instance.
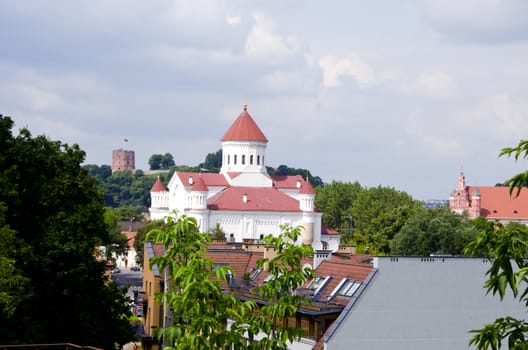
[176,172,229,187]
[150,176,167,192]
[191,175,208,191]
[299,180,315,195]
[207,186,301,211]
[322,225,340,235]
[221,108,268,143]
[312,260,373,305]
[469,186,528,219]
[271,175,304,189]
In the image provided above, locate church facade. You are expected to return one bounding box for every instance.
[449,172,528,225]
[149,105,339,251]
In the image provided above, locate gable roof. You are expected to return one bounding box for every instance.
[207,186,301,211]
[469,185,528,219]
[176,172,229,187]
[220,108,268,143]
[191,175,208,192]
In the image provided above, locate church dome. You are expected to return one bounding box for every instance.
[221,105,268,143]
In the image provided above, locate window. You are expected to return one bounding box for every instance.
[257,155,260,165]
[249,268,262,280]
[242,155,245,165]
[227,155,230,164]
[234,155,237,165]
[339,280,361,297]
[250,155,254,165]
[307,276,331,296]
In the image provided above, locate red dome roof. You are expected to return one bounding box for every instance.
[221,107,268,143]
[299,180,316,195]
[150,177,167,192]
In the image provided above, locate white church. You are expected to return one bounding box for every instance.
[149,104,340,252]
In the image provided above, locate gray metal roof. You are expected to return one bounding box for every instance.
[324,256,526,350]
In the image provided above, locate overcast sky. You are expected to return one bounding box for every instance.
[2,0,528,200]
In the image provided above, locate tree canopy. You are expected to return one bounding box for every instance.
[0,115,135,348]
[391,206,478,256]
[315,181,420,254]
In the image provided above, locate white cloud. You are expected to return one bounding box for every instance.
[423,0,528,43]
[245,12,302,63]
[226,15,240,25]
[319,54,376,89]
[402,72,457,98]
[465,93,527,142]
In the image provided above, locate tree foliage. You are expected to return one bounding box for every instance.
[0,115,134,348]
[199,149,222,172]
[267,164,324,188]
[149,153,175,170]
[390,206,478,256]
[315,181,420,254]
[463,139,528,349]
[146,215,314,349]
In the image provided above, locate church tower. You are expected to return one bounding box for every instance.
[220,104,268,174]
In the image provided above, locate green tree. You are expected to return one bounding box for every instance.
[315,181,362,236]
[146,215,314,349]
[0,115,134,348]
[149,154,163,170]
[350,186,419,254]
[464,140,528,349]
[199,149,222,172]
[316,182,419,253]
[161,153,175,169]
[390,206,478,256]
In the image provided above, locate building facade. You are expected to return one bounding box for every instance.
[149,105,339,252]
[449,172,528,224]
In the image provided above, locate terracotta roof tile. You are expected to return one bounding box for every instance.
[469,186,528,219]
[150,177,167,192]
[311,260,373,305]
[176,172,229,187]
[221,108,268,143]
[271,175,304,189]
[299,180,316,195]
[207,186,301,211]
[322,225,340,235]
[191,175,208,191]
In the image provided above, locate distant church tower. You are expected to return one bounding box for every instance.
[112,147,135,172]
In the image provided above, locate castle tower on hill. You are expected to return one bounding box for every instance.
[149,104,341,252]
[112,149,135,172]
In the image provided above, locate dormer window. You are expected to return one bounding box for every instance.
[338,280,361,297]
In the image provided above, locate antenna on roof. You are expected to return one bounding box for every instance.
[243,89,247,110]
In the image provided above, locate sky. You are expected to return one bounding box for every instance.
[1,0,528,200]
